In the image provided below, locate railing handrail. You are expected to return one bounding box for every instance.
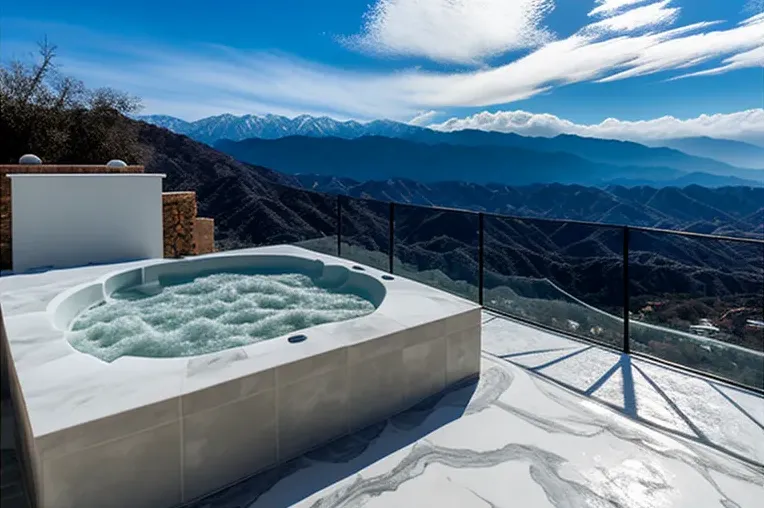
[331,190,764,245]
[626,225,764,245]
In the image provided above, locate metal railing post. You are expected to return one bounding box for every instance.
[623,225,631,355]
[336,195,342,257]
[478,212,484,306]
[388,202,395,274]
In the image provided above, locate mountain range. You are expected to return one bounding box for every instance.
[132,119,763,383]
[139,113,764,171]
[133,115,763,243]
[215,135,763,188]
[138,114,420,144]
[134,113,763,239]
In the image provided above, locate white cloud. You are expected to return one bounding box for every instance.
[595,15,764,82]
[347,0,554,64]
[400,12,764,108]
[742,11,764,24]
[59,51,422,120]
[426,109,764,144]
[17,5,762,123]
[671,44,764,79]
[589,0,653,17]
[743,0,764,14]
[586,0,679,33]
[408,110,441,125]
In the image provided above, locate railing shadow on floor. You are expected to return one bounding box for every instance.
[180,378,479,508]
[486,313,764,469]
[706,382,764,432]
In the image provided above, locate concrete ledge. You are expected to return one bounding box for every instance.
[0,163,214,271]
[7,174,165,273]
[0,165,145,271]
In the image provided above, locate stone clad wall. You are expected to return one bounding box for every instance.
[163,192,197,258]
[162,193,216,258]
[0,164,215,270]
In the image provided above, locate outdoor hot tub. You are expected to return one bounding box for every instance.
[59,254,386,362]
[0,245,482,508]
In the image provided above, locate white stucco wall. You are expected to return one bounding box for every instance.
[8,174,166,273]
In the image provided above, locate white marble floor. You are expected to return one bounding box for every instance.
[189,315,764,508]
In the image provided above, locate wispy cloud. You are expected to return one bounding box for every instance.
[586,0,679,33]
[59,49,421,120]
[408,110,440,126]
[346,0,555,65]
[426,108,764,144]
[13,2,762,122]
[671,44,764,80]
[743,0,764,14]
[589,0,654,17]
[594,15,763,82]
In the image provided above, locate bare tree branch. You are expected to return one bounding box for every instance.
[53,75,86,109]
[88,87,142,114]
[21,37,58,105]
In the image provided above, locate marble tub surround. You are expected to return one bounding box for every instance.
[187,355,764,508]
[0,245,481,508]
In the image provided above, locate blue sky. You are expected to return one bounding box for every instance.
[2,0,763,142]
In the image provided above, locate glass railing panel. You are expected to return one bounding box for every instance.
[393,204,480,302]
[628,230,764,389]
[338,196,391,272]
[483,216,625,348]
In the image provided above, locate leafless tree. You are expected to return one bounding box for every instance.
[1,37,141,113]
[0,38,143,163]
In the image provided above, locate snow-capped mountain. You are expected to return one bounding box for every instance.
[137,115,193,134]
[136,113,424,144]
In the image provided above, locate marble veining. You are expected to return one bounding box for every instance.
[186,355,763,508]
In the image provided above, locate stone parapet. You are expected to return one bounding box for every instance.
[162,192,198,258]
[194,217,216,255]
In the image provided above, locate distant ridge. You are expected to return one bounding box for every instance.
[215,135,764,187]
[606,172,762,188]
[138,113,761,181]
[642,136,764,169]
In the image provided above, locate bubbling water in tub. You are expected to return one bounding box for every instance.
[68,272,375,362]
